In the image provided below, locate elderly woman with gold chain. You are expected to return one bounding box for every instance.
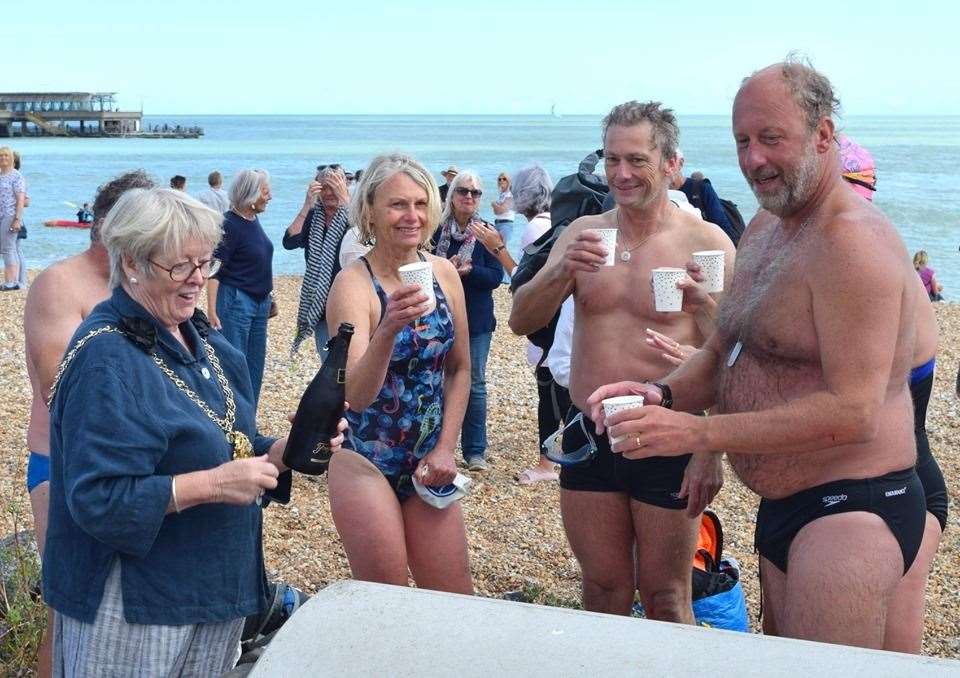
[42,188,345,676]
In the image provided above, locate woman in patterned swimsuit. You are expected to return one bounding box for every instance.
[325,153,473,593]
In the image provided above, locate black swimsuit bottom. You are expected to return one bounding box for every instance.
[754,467,926,575]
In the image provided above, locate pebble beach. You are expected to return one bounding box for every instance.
[0,276,957,658]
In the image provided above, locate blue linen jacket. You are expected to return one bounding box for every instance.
[42,286,277,625]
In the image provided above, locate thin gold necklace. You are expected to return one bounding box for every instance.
[616,208,662,262]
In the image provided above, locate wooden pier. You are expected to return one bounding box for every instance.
[0,92,202,139]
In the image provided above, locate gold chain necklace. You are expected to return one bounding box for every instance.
[47,326,254,459]
[616,208,662,262]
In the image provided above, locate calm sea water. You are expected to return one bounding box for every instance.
[10,114,959,297]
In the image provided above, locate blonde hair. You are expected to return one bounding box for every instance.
[913,250,928,270]
[100,188,223,288]
[0,147,13,161]
[350,153,440,248]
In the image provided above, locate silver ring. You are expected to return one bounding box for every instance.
[635,436,642,448]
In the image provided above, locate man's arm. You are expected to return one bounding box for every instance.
[509,219,605,336]
[24,268,85,403]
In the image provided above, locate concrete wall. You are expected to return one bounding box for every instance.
[249,580,960,677]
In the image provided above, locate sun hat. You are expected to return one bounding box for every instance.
[442,165,459,180]
[838,136,876,201]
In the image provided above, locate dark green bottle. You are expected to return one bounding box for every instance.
[282,323,354,475]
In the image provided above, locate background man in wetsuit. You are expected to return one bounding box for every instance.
[589,59,924,649]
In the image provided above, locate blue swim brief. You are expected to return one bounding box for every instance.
[27,451,50,493]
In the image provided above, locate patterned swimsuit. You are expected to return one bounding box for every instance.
[344,256,455,500]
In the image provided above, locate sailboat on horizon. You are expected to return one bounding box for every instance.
[550,103,561,119]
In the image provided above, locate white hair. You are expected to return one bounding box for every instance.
[228,169,270,211]
[100,188,223,288]
[511,165,553,217]
[439,170,483,224]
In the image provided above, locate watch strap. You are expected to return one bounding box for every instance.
[651,382,673,409]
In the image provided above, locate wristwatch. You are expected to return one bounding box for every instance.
[650,382,673,409]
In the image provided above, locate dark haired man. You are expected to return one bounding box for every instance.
[510,101,735,622]
[590,60,924,649]
[169,174,187,191]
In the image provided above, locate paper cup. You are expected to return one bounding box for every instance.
[602,395,644,444]
[398,261,436,315]
[593,228,618,266]
[651,267,686,312]
[692,250,725,293]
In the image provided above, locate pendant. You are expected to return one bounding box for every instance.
[620,250,631,262]
[201,367,211,379]
[727,340,743,368]
[228,430,254,459]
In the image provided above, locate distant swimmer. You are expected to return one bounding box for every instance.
[589,57,925,649]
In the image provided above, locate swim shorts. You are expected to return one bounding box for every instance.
[558,405,691,510]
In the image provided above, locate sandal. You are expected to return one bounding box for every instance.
[517,467,559,485]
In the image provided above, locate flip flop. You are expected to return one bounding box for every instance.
[517,467,559,485]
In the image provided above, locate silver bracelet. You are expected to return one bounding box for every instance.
[171,477,182,513]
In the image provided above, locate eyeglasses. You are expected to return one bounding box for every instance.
[454,187,483,199]
[149,257,221,282]
[543,412,598,466]
[316,163,341,172]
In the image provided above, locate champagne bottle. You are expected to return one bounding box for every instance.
[282,323,354,475]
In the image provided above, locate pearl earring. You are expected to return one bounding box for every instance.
[129,276,138,284]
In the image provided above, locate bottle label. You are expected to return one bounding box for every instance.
[309,442,332,464]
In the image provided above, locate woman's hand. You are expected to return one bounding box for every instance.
[449,254,473,277]
[468,220,505,254]
[379,284,431,334]
[210,455,279,505]
[415,448,457,486]
[324,170,351,206]
[303,180,323,211]
[208,311,222,331]
[645,328,698,366]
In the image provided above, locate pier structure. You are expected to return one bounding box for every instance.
[0,92,147,137]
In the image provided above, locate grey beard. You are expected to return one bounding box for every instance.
[752,146,820,217]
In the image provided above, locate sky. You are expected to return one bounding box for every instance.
[9,0,958,116]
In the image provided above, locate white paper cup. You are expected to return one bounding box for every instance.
[651,267,686,312]
[602,395,644,444]
[593,228,618,266]
[692,250,725,293]
[398,261,436,315]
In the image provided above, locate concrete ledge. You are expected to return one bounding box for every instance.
[250,580,960,677]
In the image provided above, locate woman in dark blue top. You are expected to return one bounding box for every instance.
[208,169,274,407]
[43,188,344,676]
[432,170,503,470]
[325,153,473,594]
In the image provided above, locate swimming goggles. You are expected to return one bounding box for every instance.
[543,412,598,467]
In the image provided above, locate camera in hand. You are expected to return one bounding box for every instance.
[282,322,354,475]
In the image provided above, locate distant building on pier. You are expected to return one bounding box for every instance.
[0,92,201,139]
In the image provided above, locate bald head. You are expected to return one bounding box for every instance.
[737,58,839,133]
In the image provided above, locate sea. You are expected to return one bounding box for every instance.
[9,114,959,298]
